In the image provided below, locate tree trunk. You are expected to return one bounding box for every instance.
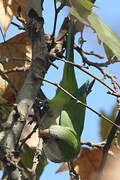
[0,0,49,179]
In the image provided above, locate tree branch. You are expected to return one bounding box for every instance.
[11,22,25,30]
[80,141,106,149]
[0,26,5,42]
[0,69,18,94]
[95,110,120,180]
[74,45,119,66]
[38,76,120,129]
[51,1,65,37]
[51,55,120,96]
[68,161,81,180]
[0,57,31,64]
[0,1,50,179]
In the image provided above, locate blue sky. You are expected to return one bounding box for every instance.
[0,0,120,179]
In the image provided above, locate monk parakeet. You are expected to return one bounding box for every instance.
[41,81,90,162]
[39,19,94,162]
[40,20,78,130]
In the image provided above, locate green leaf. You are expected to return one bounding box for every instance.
[56,0,62,2]
[88,12,120,59]
[21,144,34,169]
[100,106,120,144]
[36,151,47,177]
[103,43,114,59]
[70,0,96,11]
[70,2,120,59]
[21,144,47,178]
[0,100,12,124]
[71,7,90,26]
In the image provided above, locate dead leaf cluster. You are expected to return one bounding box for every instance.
[0,32,31,103]
[57,146,120,180]
[0,0,27,36]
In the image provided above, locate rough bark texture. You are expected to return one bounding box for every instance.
[0,1,49,179]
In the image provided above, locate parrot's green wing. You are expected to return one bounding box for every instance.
[42,21,92,163]
[43,81,90,162]
[40,20,78,129]
[60,81,89,138]
[50,20,78,107]
[42,80,94,162]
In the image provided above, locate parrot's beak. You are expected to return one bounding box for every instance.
[39,129,50,138]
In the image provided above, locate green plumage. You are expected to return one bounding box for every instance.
[43,125,80,162]
[41,20,91,162]
[51,21,78,107]
[60,81,89,138]
[44,81,89,162]
[40,20,77,129]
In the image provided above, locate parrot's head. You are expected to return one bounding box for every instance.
[42,125,80,163]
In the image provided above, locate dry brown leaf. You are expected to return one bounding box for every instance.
[0,32,51,103]
[0,0,13,36]
[0,32,31,103]
[20,115,39,148]
[101,158,120,180]
[99,146,120,180]
[56,146,120,180]
[0,0,27,35]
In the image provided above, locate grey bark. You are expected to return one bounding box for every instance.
[0,1,49,179]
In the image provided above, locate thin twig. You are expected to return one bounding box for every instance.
[31,101,44,179]
[11,22,25,30]
[80,141,106,149]
[52,55,119,95]
[19,124,38,150]
[3,66,30,74]
[37,75,120,129]
[0,26,5,42]
[75,46,101,61]
[51,1,65,37]
[82,49,104,59]
[100,69,120,106]
[0,57,31,64]
[48,60,59,69]
[99,69,119,90]
[68,161,80,180]
[16,16,26,27]
[81,141,116,158]
[0,57,57,71]
[75,47,120,98]
[52,0,57,37]
[95,110,120,180]
[107,91,120,97]
[0,69,17,94]
[75,45,119,66]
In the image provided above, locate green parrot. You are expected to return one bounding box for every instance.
[40,20,94,162]
[40,20,78,130]
[41,81,90,162]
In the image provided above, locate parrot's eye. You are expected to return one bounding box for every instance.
[55,137,61,143]
[42,137,49,143]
